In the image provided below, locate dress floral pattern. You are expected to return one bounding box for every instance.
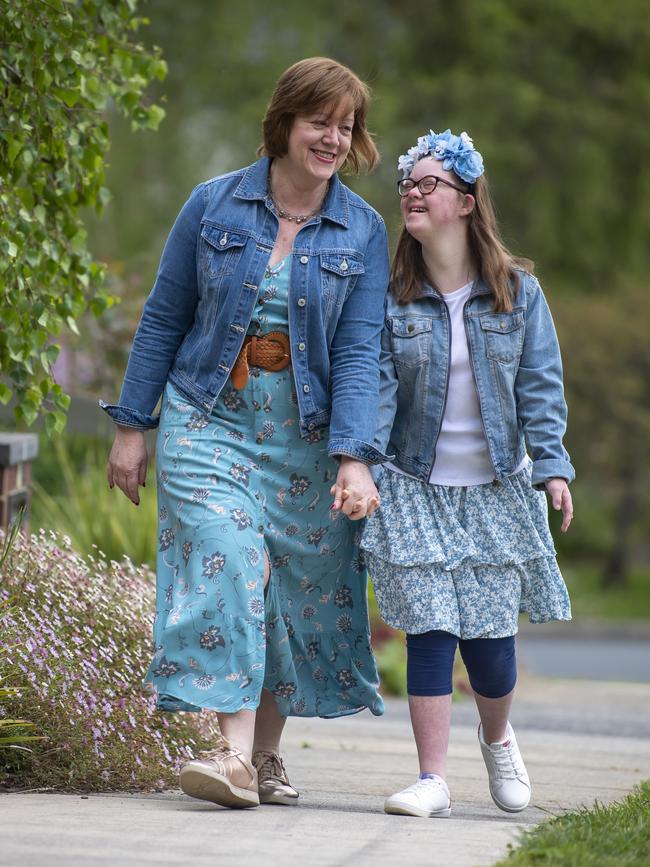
[361,464,571,638]
[145,258,383,718]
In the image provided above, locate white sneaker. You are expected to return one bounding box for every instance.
[478,722,531,813]
[384,775,451,818]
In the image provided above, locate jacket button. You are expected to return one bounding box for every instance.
[500,322,506,329]
[303,384,310,393]
[298,298,306,307]
[300,255,308,264]
[308,423,315,430]
[340,259,348,271]
[407,324,415,333]
[298,342,306,351]
[219,234,228,246]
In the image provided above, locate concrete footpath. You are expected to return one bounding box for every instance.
[2,677,649,867]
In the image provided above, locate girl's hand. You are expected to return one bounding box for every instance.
[545,477,573,532]
[107,426,148,506]
[330,457,380,520]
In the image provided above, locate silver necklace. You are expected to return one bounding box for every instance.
[269,184,328,224]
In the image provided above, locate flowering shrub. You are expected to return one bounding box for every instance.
[0,528,219,792]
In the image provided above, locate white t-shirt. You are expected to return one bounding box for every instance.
[388,282,527,486]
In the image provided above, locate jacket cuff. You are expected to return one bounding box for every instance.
[99,400,160,431]
[530,457,575,490]
[327,437,395,466]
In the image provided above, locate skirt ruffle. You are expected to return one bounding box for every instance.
[361,464,571,639]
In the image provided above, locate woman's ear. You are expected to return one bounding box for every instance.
[459,193,476,217]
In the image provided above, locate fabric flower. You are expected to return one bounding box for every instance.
[397,127,485,184]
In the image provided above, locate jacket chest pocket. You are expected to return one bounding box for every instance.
[389,317,434,367]
[200,226,248,279]
[319,253,365,309]
[480,313,525,362]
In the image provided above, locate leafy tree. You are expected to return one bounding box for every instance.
[0,0,166,433]
[556,285,650,586]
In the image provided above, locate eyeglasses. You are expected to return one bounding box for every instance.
[397,175,470,197]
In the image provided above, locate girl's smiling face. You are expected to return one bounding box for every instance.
[401,157,474,240]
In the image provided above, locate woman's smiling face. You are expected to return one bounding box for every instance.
[285,101,355,185]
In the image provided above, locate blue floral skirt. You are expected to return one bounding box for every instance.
[144,378,383,718]
[361,465,571,639]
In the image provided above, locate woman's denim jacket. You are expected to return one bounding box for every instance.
[374,270,575,488]
[100,157,391,465]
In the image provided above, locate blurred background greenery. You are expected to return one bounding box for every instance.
[18,0,650,635]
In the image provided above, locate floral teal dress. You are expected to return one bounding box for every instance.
[145,258,383,718]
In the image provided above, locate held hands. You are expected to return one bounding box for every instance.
[107,426,148,506]
[330,456,380,521]
[545,477,573,532]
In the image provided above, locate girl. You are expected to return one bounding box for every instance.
[361,129,574,818]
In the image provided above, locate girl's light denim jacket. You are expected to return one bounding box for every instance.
[100,157,392,465]
[374,270,575,488]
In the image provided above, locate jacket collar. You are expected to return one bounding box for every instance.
[234,157,349,228]
[416,275,493,300]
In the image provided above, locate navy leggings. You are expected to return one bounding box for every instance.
[406,630,517,698]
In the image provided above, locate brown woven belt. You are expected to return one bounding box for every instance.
[230,331,291,389]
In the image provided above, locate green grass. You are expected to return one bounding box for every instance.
[495,781,650,866]
[564,565,650,620]
[31,434,158,567]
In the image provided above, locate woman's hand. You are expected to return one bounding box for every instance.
[545,477,573,532]
[107,426,148,506]
[330,457,380,520]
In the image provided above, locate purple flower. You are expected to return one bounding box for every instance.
[199,626,225,651]
[336,614,353,634]
[158,528,174,551]
[154,658,180,678]
[229,463,251,486]
[230,508,253,531]
[335,668,358,690]
[273,681,297,699]
[185,411,209,431]
[289,473,311,497]
[202,551,226,579]
[334,585,354,609]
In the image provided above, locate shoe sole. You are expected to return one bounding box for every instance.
[384,801,451,819]
[180,765,260,808]
[259,791,299,806]
[490,791,531,813]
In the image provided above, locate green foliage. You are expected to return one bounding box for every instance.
[495,780,650,866]
[0,0,166,431]
[31,433,157,567]
[0,527,219,792]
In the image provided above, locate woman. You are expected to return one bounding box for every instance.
[102,58,390,809]
[362,129,573,818]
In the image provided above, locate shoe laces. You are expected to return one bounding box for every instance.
[406,776,447,795]
[491,740,524,780]
[201,739,241,771]
[253,750,288,784]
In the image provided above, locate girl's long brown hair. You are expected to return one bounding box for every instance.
[391,172,533,311]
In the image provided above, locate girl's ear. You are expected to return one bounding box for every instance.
[460,193,476,217]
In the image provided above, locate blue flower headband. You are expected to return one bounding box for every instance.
[397,129,485,185]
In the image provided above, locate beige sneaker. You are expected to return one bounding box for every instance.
[179,738,259,808]
[252,749,299,805]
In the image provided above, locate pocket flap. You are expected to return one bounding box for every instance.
[479,312,524,334]
[390,317,434,337]
[201,225,248,251]
[320,254,365,277]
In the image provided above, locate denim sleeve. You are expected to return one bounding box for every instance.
[515,277,575,487]
[327,216,394,465]
[369,313,399,479]
[99,183,205,430]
